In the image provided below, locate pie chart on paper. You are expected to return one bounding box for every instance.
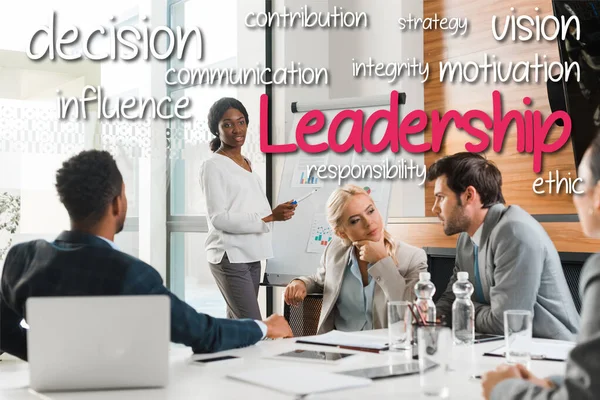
[358,182,384,204]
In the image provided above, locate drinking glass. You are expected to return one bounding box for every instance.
[504,310,533,366]
[387,301,413,351]
[418,326,451,398]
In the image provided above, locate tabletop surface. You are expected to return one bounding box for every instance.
[0,330,567,400]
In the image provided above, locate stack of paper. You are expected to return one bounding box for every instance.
[228,366,372,396]
[295,330,388,350]
[485,340,576,361]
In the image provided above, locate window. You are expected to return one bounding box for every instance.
[167,0,267,317]
[0,0,150,264]
[0,0,269,319]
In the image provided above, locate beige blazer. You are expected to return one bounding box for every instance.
[295,237,428,334]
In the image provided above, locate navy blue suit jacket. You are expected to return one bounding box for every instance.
[0,231,262,360]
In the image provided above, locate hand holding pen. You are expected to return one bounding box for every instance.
[263,189,317,222]
[269,201,297,222]
[291,188,318,205]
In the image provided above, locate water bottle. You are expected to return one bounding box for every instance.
[452,271,475,345]
[414,272,436,324]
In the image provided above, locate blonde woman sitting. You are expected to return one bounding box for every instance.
[284,184,428,334]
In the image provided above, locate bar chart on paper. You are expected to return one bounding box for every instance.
[292,156,326,188]
[307,214,333,253]
[299,171,318,185]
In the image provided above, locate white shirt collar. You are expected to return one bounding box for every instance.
[96,235,119,250]
[470,223,484,247]
[212,152,252,167]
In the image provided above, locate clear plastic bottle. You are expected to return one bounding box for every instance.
[414,272,436,324]
[452,271,475,345]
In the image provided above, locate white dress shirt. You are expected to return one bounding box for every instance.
[199,153,273,264]
[470,224,483,246]
[96,235,119,250]
[334,249,375,332]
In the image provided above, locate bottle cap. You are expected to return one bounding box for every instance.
[419,272,431,281]
[457,271,469,281]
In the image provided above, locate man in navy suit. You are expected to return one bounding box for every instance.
[0,150,292,361]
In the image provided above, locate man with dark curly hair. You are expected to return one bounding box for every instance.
[0,150,292,361]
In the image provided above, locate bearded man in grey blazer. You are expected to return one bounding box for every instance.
[428,153,579,340]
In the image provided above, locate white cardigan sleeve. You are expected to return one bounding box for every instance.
[200,161,271,234]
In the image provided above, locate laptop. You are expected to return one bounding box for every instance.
[26,295,170,392]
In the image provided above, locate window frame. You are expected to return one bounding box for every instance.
[165,0,273,315]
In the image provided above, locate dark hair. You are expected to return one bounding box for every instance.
[207,97,249,152]
[55,150,123,226]
[586,131,600,185]
[427,152,505,208]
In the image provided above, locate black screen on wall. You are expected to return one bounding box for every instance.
[551,1,600,169]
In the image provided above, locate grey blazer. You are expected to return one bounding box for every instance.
[295,237,428,334]
[436,204,580,340]
[491,253,600,400]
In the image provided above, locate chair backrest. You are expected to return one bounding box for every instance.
[283,294,322,337]
[423,247,456,302]
[562,264,582,313]
[558,251,591,314]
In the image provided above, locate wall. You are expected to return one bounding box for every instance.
[0,0,168,278]
[271,0,426,212]
[389,0,600,253]
[328,0,426,217]
[272,0,330,202]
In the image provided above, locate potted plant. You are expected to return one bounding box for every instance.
[0,192,21,262]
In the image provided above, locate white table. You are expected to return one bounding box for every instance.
[0,330,566,400]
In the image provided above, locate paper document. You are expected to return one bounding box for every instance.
[291,156,327,187]
[228,366,372,396]
[306,213,333,253]
[295,330,388,350]
[486,340,575,361]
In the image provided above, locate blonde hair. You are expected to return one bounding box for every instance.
[327,184,397,263]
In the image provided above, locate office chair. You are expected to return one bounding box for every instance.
[562,264,583,314]
[423,247,456,302]
[283,294,322,337]
[558,251,593,314]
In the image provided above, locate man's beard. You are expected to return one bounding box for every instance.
[443,207,470,236]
